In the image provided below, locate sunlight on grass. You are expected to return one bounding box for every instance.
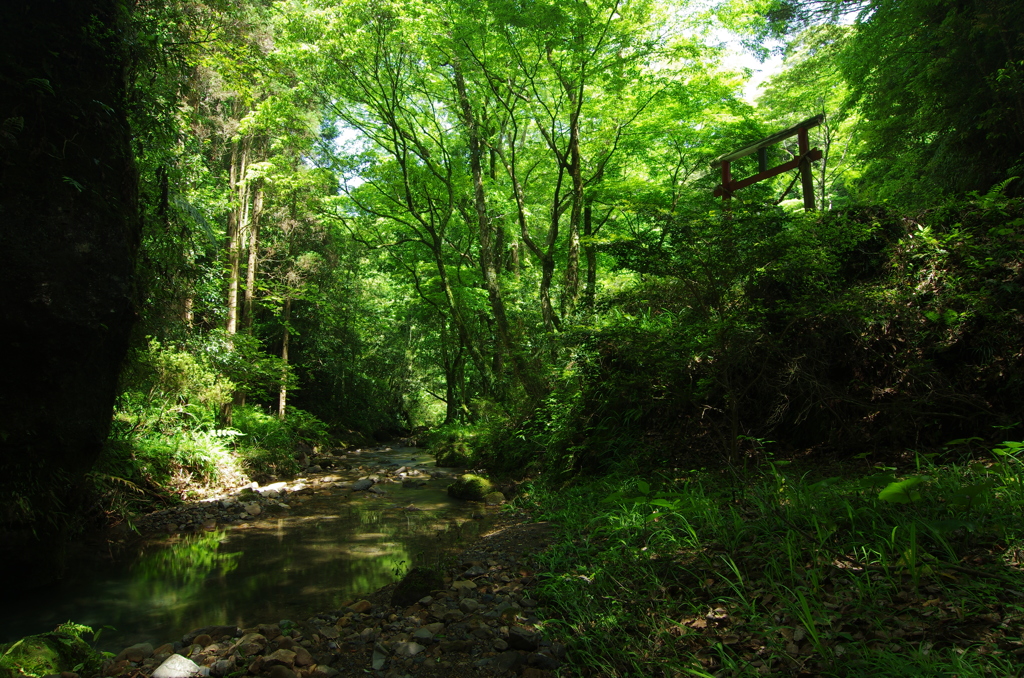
[525,442,1024,677]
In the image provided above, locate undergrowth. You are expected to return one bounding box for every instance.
[89,339,330,529]
[525,438,1024,677]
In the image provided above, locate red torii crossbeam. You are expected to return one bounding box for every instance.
[712,114,824,211]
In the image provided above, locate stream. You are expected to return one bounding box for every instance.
[0,445,495,653]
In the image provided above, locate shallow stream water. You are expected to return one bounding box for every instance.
[0,446,492,652]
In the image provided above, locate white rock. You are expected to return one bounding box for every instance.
[245,503,261,516]
[152,654,201,678]
[393,641,425,657]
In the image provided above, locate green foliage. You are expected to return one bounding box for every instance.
[99,338,331,516]
[528,447,1024,676]
[428,425,479,467]
[0,627,103,678]
[231,404,328,476]
[507,193,1024,473]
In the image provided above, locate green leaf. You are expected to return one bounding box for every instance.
[921,518,978,535]
[856,471,897,490]
[878,476,931,503]
[807,476,842,491]
[636,479,650,496]
[946,481,993,507]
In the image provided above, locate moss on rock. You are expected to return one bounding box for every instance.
[0,627,101,678]
[447,474,493,501]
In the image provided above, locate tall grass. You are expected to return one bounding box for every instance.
[525,444,1024,676]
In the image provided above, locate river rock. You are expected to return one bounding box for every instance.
[266,666,296,678]
[391,566,444,607]
[244,503,261,516]
[152,654,201,678]
[209,660,234,677]
[459,598,481,614]
[115,643,153,663]
[507,626,539,651]
[183,627,237,645]
[439,640,474,654]
[496,650,526,673]
[351,479,374,491]
[292,647,313,667]
[393,641,424,658]
[483,491,505,505]
[529,652,560,670]
[230,632,266,656]
[349,600,372,613]
[262,649,296,668]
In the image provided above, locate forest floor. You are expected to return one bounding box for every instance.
[521,449,1024,677]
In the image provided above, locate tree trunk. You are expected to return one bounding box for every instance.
[583,203,597,310]
[278,296,291,420]
[225,138,248,339]
[243,186,263,332]
[563,107,584,315]
[0,0,139,585]
[452,59,545,400]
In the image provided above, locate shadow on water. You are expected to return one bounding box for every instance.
[0,446,492,651]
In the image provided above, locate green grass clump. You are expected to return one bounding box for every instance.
[447,474,493,500]
[525,442,1024,677]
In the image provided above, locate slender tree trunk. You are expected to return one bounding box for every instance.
[563,109,584,315]
[496,145,558,330]
[222,137,250,423]
[278,295,291,420]
[225,138,248,339]
[583,203,597,310]
[243,186,263,332]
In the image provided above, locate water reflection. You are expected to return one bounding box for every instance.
[0,448,489,652]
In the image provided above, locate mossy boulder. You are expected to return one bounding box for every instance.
[391,566,445,607]
[482,491,505,505]
[447,474,493,501]
[0,628,101,678]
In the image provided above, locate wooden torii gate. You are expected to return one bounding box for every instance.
[712,114,824,211]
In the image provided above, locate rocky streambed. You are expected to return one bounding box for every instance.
[129,445,508,537]
[1,445,565,678]
[98,516,562,678]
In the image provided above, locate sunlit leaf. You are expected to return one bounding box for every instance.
[878,476,930,503]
